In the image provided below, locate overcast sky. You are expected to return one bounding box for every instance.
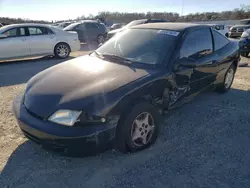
[0,0,249,21]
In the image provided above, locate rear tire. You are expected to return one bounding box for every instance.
[115,102,161,153]
[216,64,236,93]
[54,43,70,59]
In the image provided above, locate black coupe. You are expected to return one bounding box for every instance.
[13,23,240,155]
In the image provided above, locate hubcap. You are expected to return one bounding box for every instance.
[131,112,155,147]
[57,45,69,58]
[224,68,234,89]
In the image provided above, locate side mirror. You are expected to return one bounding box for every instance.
[176,57,197,69]
[0,34,7,39]
[214,26,220,30]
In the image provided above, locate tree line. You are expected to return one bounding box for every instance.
[93,5,250,23]
[1,5,250,25]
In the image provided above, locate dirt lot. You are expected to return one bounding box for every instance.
[0,49,250,187]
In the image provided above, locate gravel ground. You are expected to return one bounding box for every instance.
[0,50,250,187]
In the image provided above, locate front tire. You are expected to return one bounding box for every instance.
[216,64,236,93]
[54,43,70,59]
[115,102,160,153]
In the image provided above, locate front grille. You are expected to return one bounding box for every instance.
[22,130,67,149]
[237,28,244,32]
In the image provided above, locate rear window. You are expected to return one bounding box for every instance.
[212,30,229,50]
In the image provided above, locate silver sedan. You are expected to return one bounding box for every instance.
[0,23,80,61]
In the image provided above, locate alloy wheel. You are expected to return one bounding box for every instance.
[56,44,69,58]
[131,112,155,147]
[224,68,234,89]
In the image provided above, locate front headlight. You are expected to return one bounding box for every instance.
[48,110,81,126]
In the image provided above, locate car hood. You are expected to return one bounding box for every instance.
[108,27,125,34]
[24,55,151,118]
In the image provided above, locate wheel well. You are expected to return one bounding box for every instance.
[118,95,158,119]
[232,60,238,69]
[54,42,71,53]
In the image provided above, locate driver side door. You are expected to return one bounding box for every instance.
[173,28,217,97]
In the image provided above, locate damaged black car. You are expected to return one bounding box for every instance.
[13,23,240,155]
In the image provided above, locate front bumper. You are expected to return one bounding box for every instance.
[239,39,250,53]
[13,94,118,155]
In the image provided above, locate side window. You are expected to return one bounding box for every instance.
[2,27,26,38]
[28,27,43,35]
[28,27,53,35]
[180,28,213,60]
[85,23,98,29]
[78,24,85,30]
[74,24,81,30]
[3,28,18,37]
[212,30,229,50]
[43,27,54,35]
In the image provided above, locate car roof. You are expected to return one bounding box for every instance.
[0,23,52,32]
[81,20,99,23]
[132,22,210,32]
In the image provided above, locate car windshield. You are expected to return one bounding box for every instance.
[63,23,79,30]
[96,28,179,65]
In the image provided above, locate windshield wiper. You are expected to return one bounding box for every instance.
[101,54,135,64]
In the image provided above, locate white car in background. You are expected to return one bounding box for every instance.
[0,23,80,61]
